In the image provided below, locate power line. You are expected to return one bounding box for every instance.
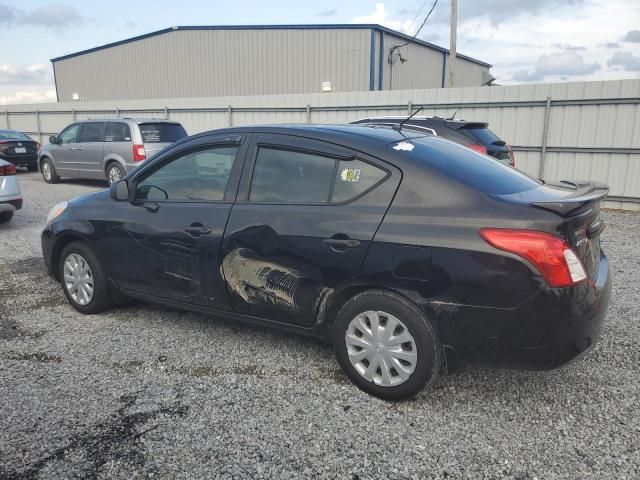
[409,0,439,42]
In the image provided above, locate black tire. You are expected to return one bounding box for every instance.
[41,158,60,184]
[332,290,441,401]
[27,164,38,172]
[59,241,113,314]
[0,211,13,223]
[106,162,125,185]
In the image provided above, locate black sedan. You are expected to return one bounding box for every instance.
[0,129,39,171]
[41,125,611,400]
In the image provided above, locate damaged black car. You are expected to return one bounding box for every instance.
[41,124,611,400]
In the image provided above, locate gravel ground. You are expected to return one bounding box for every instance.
[1,171,639,479]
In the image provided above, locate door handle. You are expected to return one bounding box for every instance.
[184,225,212,236]
[323,238,361,250]
[76,147,84,150]
[69,147,75,150]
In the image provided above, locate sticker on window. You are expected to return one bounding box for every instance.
[340,168,361,183]
[393,141,415,152]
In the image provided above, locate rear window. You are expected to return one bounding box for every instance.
[139,123,187,143]
[0,130,31,141]
[404,137,540,195]
[456,126,502,145]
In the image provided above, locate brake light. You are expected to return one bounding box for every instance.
[0,163,17,176]
[478,228,587,287]
[468,144,488,155]
[132,144,146,162]
[508,145,516,166]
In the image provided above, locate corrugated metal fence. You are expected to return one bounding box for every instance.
[3,79,640,210]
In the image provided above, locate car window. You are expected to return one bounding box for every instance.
[78,122,105,143]
[139,123,187,143]
[332,159,387,203]
[249,148,336,203]
[457,127,502,145]
[105,122,132,142]
[58,124,80,144]
[0,130,31,141]
[135,145,238,202]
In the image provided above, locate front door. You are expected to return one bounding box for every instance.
[104,133,248,309]
[53,123,80,174]
[221,134,400,326]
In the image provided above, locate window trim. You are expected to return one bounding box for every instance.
[131,141,243,204]
[246,144,391,206]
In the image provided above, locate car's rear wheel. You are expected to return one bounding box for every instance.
[41,158,60,184]
[59,241,113,314]
[333,290,441,401]
[106,162,125,185]
[0,211,14,223]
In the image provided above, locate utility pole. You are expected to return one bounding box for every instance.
[449,0,457,88]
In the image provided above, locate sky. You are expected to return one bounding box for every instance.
[1,0,639,104]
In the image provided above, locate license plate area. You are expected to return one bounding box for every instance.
[14,147,26,154]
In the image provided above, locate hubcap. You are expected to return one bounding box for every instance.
[63,253,94,306]
[108,166,122,184]
[43,162,51,181]
[345,310,417,387]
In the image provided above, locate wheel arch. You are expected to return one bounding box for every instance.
[51,233,88,279]
[102,155,127,175]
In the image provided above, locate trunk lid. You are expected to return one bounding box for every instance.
[499,180,608,280]
[0,140,38,157]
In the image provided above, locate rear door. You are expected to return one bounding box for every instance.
[104,133,247,309]
[221,133,400,327]
[76,122,106,179]
[138,122,188,159]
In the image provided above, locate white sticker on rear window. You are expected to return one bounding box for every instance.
[393,141,415,152]
[340,168,361,183]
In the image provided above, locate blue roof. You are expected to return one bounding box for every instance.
[50,24,491,67]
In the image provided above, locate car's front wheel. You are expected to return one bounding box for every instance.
[333,290,441,401]
[59,241,113,314]
[41,158,60,184]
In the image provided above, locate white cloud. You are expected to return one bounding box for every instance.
[0,2,87,31]
[0,88,56,105]
[513,50,600,81]
[608,51,640,71]
[0,64,53,85]
[351,3,418,35]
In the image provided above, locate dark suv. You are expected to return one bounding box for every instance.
[42,124,610,400]
[351,116,515,166]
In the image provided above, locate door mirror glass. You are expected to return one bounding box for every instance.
[49,135,58,145]
[111,180,130,201]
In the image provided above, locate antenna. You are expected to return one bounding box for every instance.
[394,106,424,132]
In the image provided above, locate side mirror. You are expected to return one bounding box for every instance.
[49,135,58,145]
[111,180,130,201]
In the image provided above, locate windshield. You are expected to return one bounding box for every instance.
[139,123,187,143]
[399,137,541,195]
[0,130,32,141]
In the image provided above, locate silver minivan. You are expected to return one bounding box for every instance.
[38,118,187,184]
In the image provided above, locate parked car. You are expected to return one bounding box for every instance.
[0,129,40,171]
[351,116,516,166]
[38,118,187,185]
[41,124,611,400]
[0,159,22,223]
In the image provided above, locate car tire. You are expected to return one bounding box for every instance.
[27,164,38,172]
[41,158,60,184]
[332,290,441,401]
[106,162,125,185]
[59,241,113,314]
[0,211,13,223]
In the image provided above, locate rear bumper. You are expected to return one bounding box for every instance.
[443,250,611,370]
[0,198,23,213]
[0,154,37,168]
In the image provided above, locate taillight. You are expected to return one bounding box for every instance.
[478,228,587,287]
[508,145,516,166]
[132,144,146,162]
[468,144,488,155]
[0,163,17,176]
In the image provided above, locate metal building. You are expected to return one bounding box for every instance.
[51,24,492,102]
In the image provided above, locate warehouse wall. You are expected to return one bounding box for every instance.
[4,79,639,210]
[53,28,373,101]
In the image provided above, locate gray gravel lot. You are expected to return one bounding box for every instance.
[1,171,639,479]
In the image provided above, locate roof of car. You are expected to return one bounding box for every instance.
[80,118,181,124]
